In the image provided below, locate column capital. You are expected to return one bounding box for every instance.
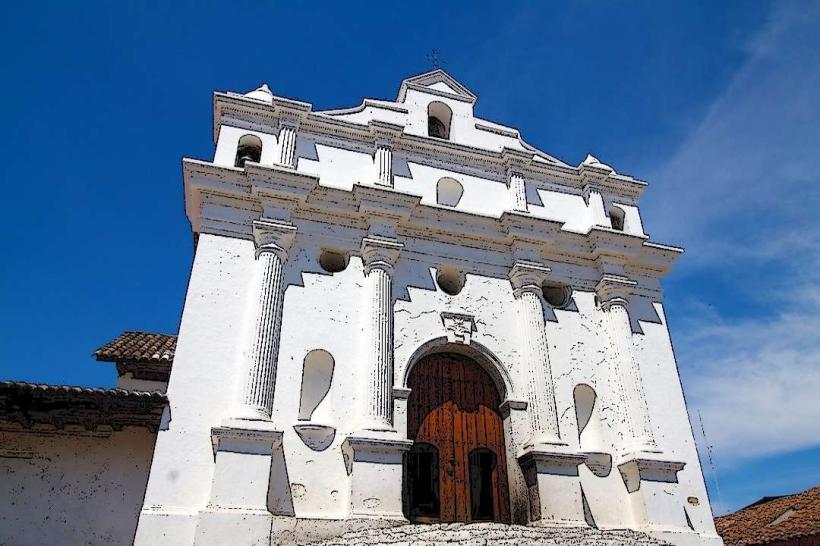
[368,120,404,146]
[361,236,403,274]
[595,274,636,309]
[278,116,299,130]
[253,218,297,260]
[374,138,394,150]
[502,147,531,174]
[509,260,550,297]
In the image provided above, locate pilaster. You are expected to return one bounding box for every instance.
[360,236,404,431]
[595,274,656,454]
[503,149,530,213]
[277,117,298,168]
[508,260,562,448]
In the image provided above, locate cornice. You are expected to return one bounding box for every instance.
[183,160,681,283]
[212,92,648,201]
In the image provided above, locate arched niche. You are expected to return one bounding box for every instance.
[297,349,334,421]
[609,205,626,231]
[235,134,263,167]
[573,383,605,451]
[428,101,453,139]
[436,177,464,207]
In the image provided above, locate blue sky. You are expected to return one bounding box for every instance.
[1,1,818,514]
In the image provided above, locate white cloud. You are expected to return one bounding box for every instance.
[645,2,820,464]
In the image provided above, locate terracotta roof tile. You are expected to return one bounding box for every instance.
[0,380,167,432]
[94,331,177,363]
[716,486,820,545]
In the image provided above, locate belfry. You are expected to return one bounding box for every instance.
[0,70,724,545]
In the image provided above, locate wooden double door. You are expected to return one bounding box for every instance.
[404,353,510,523]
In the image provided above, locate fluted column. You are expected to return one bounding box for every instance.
[510,261,562,447]
[278,118,298,168]
[596,274,655,452]
[235,219,296,421]
[360,236,403,430]
[509,170,528,213]
[584,184,609,227]
[374,139,394,187]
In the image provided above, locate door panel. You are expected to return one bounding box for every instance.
[406,353,510,523]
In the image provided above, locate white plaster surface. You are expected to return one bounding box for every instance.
[132,70,722,545]
[0,428,156,546]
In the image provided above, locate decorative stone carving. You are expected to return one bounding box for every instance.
[509,261,562,447]
[360,236,404,430]
[440,312,476,344]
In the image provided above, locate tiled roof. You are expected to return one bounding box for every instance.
[0,380,167,432]
[716,486,820,545]
[94,331,177,363]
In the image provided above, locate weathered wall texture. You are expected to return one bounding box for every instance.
[134,70,722,546]
[0,428,156,546]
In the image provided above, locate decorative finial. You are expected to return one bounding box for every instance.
[244,83,273,103]
[581,153,614,172]
[426,49,443,69]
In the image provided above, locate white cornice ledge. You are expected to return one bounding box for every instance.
[183,160,683,279]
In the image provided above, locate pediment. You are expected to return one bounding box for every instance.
[397,69,477,104]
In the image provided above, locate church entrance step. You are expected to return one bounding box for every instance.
[297,522,669,545]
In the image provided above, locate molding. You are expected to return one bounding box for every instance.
[519,448,587,476]
[392,387,412,400]
[183,160,683,283]
[211,91,649,202]
[617,455,686,493]
[210,419,283,455]
[499,399,528,418]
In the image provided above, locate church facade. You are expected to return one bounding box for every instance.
[1,70,723,545]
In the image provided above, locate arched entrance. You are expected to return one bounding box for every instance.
[403,352,511,523]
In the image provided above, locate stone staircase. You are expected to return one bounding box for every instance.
[299,522,668,545]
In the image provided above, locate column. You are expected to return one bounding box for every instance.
[235,219,297,421]
[278,117,298,168]
[194,219,296,546]
[596,274,655,453]
[374,139,394,187]
[509,261,561,447]
[509,170,528,213]
[360,236,403,430]
[584,184,609,227]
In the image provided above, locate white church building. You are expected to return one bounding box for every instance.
[0,70,723,546]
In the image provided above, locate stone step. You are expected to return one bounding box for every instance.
[299,522,668,545]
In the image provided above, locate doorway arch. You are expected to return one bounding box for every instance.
[403,352,511,523]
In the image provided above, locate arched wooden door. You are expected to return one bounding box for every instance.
[405,353,510,523]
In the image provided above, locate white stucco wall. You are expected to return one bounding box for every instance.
[0,427,156,546]
[136,72,719,545]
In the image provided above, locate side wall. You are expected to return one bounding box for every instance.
[0,428,156,546]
